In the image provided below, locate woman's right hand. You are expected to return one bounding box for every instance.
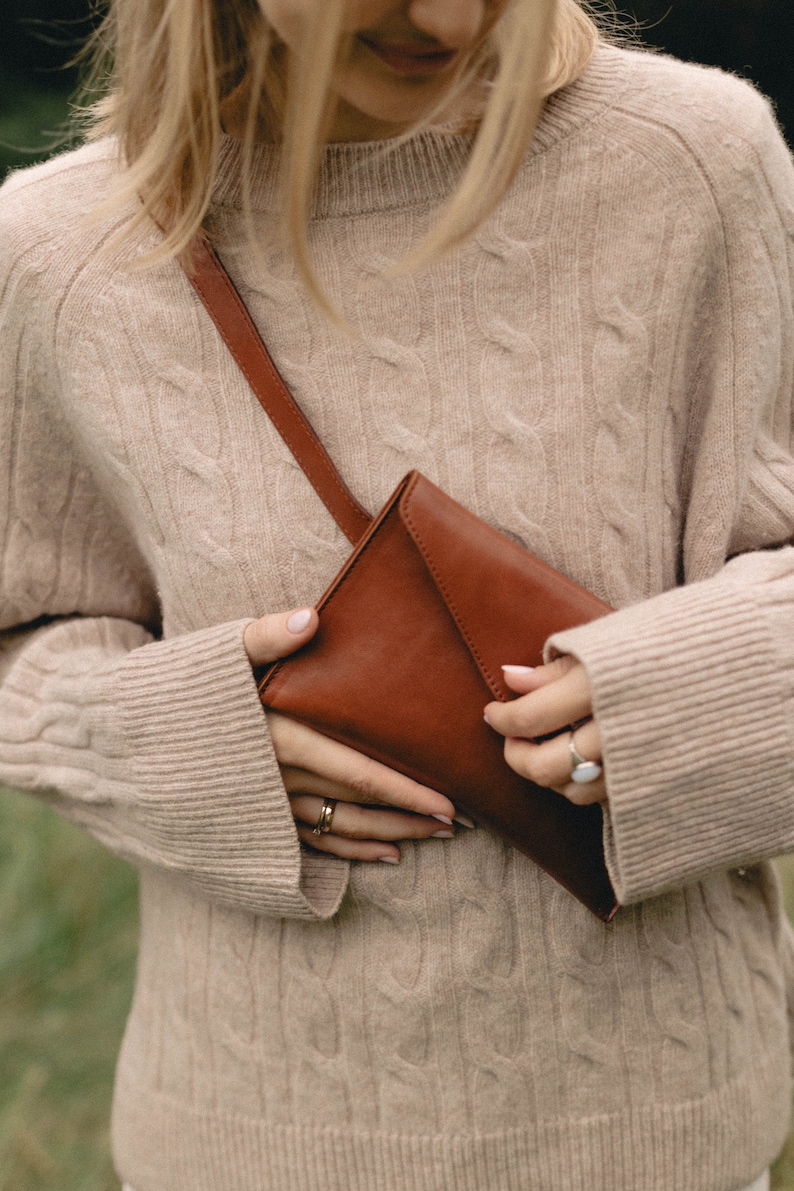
[243,607,458,863]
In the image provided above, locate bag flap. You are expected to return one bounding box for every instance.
[399,473,612,701]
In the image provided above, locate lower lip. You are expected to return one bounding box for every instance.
[361,40,458,78]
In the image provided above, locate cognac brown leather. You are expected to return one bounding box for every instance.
[185,240,619,922]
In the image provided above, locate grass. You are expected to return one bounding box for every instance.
[0,788,138,1191]
[773,857,794,1190]
[1,782,793,1189]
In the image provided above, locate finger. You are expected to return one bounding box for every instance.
[243,607,318,666]
[503,718,604,802]
[290,795,455,841]
[501,655,578,695]
[296,824,402,863]
[283,769,472,831]
[284,770,468,836]
[485,663,592,740]
[267,713,456,821]
[557,778,607,807]
[280,766,364,802]
[503,743,605,805]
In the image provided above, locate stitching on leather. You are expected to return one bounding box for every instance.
[190,248,370,543]
[401,499,504,700]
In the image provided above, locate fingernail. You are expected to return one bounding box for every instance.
[483,713,491,726]
[379,855,400,864]
[432,830,454,839]
[287,608,312,634]
[432,814,454,825]
[455,813,476,829]
[502,664,535,674]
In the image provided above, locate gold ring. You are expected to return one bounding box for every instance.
[313,797,337,836]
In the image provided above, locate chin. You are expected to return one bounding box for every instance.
[340,76,450,129]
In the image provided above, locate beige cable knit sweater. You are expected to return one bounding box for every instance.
[2,43,794,1191]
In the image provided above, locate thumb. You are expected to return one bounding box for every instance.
[243,607,318,666]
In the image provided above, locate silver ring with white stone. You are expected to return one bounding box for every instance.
[569,730,603,785]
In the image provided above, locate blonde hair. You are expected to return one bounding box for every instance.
[85,0,601,304]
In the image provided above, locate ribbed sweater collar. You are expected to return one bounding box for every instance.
[211,43,630,219]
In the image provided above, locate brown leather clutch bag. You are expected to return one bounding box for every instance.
[185,239,619,922]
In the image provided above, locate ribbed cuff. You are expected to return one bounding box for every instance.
[546,572,793,903]
[117,619,348,919]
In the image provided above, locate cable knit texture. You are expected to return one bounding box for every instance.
[2,45,794,1191]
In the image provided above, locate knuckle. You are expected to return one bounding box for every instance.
[504,740,534,781]
[498,714,531,742]
[506,743,557,788]
[501,714,527,738]
[534,760,560,788]
[346,773,381,804]
[348,759,396,806]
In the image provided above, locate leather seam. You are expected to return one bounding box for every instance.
[401,500,504,701]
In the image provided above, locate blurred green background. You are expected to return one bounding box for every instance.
[2,1,794,1187]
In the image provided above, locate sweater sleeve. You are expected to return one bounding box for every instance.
[545,92,794,905]
[0,175,348,921]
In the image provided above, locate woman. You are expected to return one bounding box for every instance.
[0,0,792,1188]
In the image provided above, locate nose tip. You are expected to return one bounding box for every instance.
[407,0,487,51]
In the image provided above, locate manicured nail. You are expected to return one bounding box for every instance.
[483,713,491,726]
[455,814,476,829]
[432,814,454,825]
[502,665,535,674]
[432,830,454,839]
[379,855,400,864]
[287,608,312,633]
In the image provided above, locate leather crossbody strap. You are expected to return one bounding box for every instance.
[185,237,373,545]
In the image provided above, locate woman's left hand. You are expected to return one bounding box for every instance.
[484,656,605,806]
